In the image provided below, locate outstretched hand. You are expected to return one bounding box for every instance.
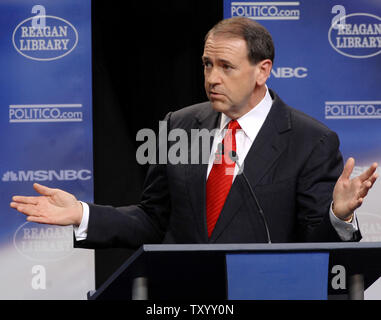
[10,183,83,226]
[333,157,378,221]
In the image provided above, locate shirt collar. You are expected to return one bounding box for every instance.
[219,87,273,142]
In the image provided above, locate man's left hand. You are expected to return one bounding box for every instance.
[333,157,378,221]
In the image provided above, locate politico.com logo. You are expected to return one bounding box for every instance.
[9,104,83,123]
[230,1,300,20]
[325,101,381,119]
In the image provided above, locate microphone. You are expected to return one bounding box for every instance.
[217,142,224,153]
[229,150,272,244]
[214,142,224,163]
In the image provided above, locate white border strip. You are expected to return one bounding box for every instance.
[9,104,82,108]
[325,101,381,105]
[247,16,299,20]
[326,116,381,119]
[10,119,82,123]
[232,2,300,5]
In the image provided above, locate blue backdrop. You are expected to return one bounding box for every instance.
[0,0,94,299]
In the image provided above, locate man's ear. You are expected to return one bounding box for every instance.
[255,59,272,86]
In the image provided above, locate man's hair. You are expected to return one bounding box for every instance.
[205,17,275,65]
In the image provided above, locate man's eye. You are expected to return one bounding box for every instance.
[223,64,232,70]
[203,61,212,68]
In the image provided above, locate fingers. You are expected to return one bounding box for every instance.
[366,172,378,187]
[11,195,38,205]
[340,157,355,180]
[362,163,378,181]
[26,216,50,224]
[359,162,378,182]
[371,171,379,184]
[358,171,378,198]
[33,183,56,196]
[10,202,39,217]
[10,201,57,225]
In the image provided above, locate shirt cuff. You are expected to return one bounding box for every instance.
[329,202,358,241]
[73,201,89,241]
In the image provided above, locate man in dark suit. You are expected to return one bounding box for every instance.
[10,17,378,247]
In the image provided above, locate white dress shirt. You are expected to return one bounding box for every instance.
[75,88,358,241]
[206,87,273,181]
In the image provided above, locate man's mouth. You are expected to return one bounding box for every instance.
[210,91,224,97]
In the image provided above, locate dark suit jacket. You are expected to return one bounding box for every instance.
[75,89,361,249]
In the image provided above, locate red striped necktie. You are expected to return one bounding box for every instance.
[206,120,241,238]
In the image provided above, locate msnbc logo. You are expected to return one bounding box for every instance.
[2,169,92,182]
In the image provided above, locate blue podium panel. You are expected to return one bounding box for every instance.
[226,252,329,300]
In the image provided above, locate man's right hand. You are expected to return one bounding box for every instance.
[10,183,83,226]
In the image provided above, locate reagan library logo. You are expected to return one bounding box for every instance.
[13,222,74,262]
[12,15,78,61]
[329,12,381,59]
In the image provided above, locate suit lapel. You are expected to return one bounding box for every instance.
[209,91,292,242]
[185,103,220,242]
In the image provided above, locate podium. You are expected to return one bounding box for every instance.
[88,242,381,300]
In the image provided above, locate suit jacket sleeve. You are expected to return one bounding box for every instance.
[295,129,360,242]
[74,113,173,249]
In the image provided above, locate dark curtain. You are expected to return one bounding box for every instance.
[92,0,222,288]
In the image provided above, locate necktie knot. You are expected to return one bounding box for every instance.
[223,120,240,151]
[227,120,241,132]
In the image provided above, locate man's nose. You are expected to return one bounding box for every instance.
[206,67,222,85]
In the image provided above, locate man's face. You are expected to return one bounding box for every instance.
[202,35,259,118]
